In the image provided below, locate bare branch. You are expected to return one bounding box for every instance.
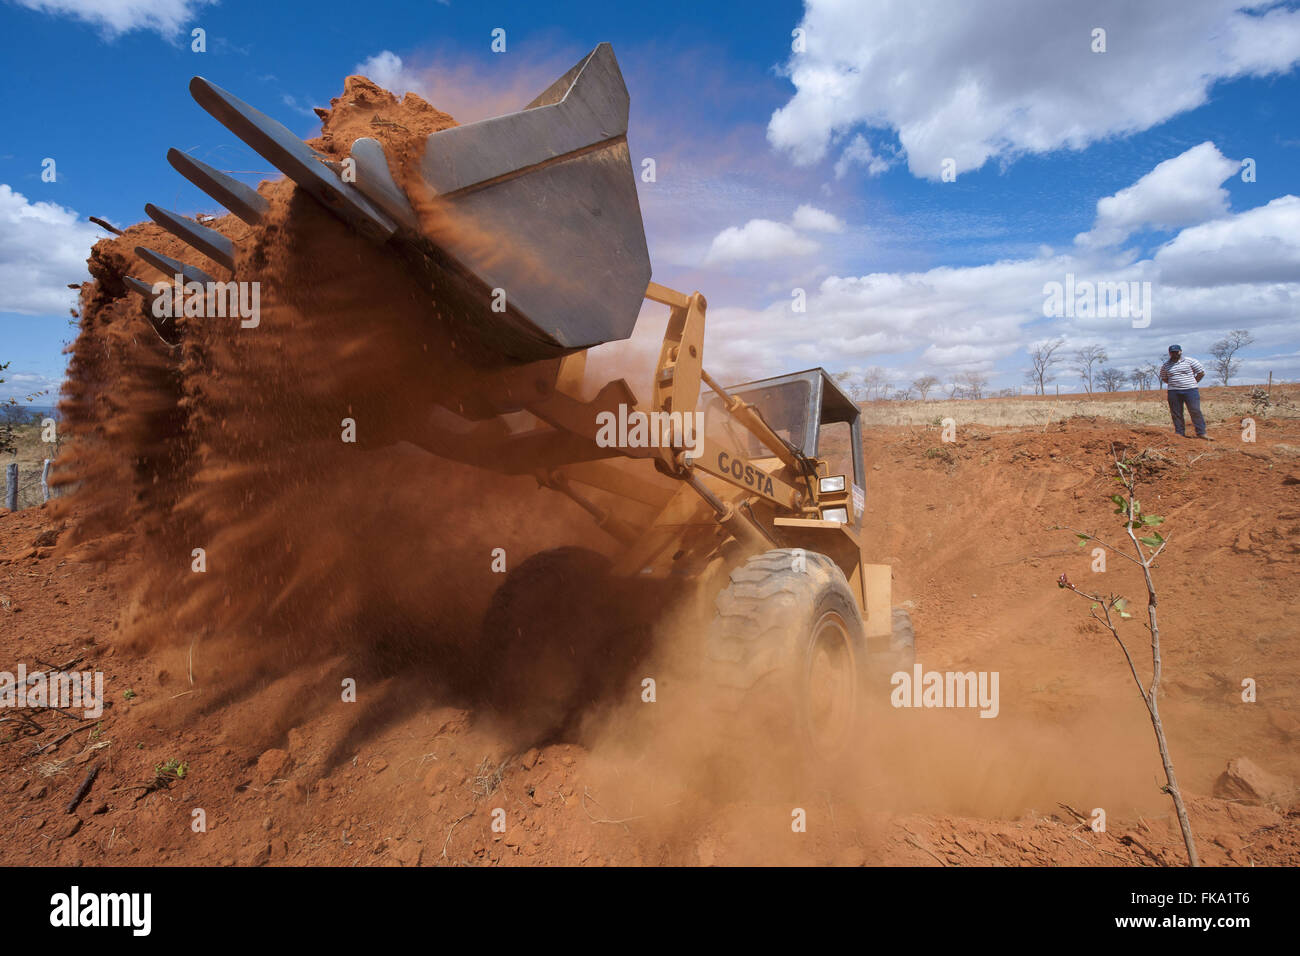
[1055,451,1199,866]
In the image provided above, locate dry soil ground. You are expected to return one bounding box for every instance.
[2,397,1298,866]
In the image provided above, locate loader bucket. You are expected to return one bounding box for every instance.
[419,43,652,360]
[144,42,651,365]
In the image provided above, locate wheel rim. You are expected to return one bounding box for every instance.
[804,610,858,756]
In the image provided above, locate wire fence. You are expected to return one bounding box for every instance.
[4,459,63,512]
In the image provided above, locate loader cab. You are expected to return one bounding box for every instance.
[706,368,866,524]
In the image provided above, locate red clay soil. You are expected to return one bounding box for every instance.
[3,416,1298,866]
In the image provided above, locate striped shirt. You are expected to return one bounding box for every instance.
[1160,356,1204,390]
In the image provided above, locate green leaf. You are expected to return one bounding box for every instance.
[1139,535,1162,547]
[1076,534,1091,547]
[1119,611,1132,619]
[1110,494,1126,508]
[1113,598,1128,611]
[1141,515,1164,526]
[1131,500,1140,516]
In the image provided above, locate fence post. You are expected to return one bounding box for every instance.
[5,462,16,511]
[41,459,52,502]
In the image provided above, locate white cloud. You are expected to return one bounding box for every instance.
[1076,142,1239,248]
[705,229,1300,385]
[703,204,849,265]
[13,0,215,37]
[0,184,99,314]
[791,204,846,233]
[833,134,890,179]
[1155,195,1300,287]
[704,219,821,265]
[0,371,62,403]
[354,50,413,93]
[919,343,1009,369]
[703,256,1050,380]
[694,152,1300,386]
[280,94,318,118]
[769,0,1300,179]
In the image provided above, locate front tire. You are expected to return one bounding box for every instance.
[705,548,871,762]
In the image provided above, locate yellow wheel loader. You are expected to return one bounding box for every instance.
[122,43,913,757]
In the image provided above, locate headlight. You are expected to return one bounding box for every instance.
[821,506,848,524]
[819,475,846,493]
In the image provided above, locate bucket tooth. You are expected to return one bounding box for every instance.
[135,246,217,287]
[188,76,397,242]
[167,149,269,225]
[144,204,236,271]
[349,138,418,230]
[123,275,160,299]
[123,276,181,347]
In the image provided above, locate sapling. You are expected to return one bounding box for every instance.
[1056,448,1199,866]
[154,758,188,781]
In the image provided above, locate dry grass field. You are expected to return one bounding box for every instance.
[855,383,1299,429]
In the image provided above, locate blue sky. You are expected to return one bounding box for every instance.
[2,0,1299,401]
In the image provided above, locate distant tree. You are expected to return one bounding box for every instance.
[1073,345,1108,394]
[0,404,28,427]
[0,361,50,455]
[1098,367,1127,392]
[945,381,961,399]
[833,371,865,403]
[1026,337,1066,395]
[1130,363,1158,391]
[862,367,889,401]
[958,371,989,400]
[0,361,15,456]
[1209,330,1254,386]
[911,374,939,401]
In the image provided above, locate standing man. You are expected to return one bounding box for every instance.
[1159,344,1210,439]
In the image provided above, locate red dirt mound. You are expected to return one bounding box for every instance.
[3,414,1298,865]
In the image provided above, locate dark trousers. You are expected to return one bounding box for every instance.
[1167,388,1205,437]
